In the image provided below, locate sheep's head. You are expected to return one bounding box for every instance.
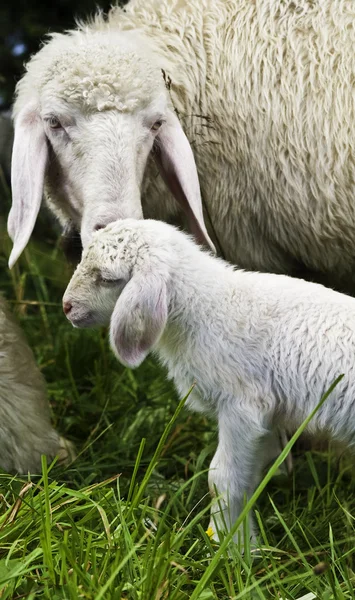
[8,28,214,268]
[63,219,171,367]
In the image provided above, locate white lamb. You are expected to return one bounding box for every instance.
[7,0,355,294]
[0,296,75,473]
[63,219,354,541]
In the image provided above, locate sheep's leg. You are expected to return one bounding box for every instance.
[258,429,293,476]
[278,429,293,475]
[57,436,77,465]
[207,411,267,547]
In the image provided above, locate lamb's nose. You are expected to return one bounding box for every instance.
[63,301,73,316]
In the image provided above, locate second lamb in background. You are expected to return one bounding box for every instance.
[63,219,354,542]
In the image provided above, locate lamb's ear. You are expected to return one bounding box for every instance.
[7,105,48,268]
[154,108,216,254]
[109,272,168,368]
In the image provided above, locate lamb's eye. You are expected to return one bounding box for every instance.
[151,120,163,132]
[48,116,62,130]
[99,275,122,286]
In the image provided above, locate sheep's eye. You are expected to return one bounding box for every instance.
[48,116,62,130]
[151,120,163,132]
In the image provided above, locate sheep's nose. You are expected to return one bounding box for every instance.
[93,223,106,232]
[63,301,73,316]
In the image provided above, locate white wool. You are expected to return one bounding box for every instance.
[0,296,75,473]
[15,30,164,115]
[63,218,355,541]
[11,0,355,289]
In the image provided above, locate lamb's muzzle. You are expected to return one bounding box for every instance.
[63,301,72,315]
[63,218,355,544]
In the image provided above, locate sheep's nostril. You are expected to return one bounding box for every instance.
[63,301,73,316]
[93,223,106,232]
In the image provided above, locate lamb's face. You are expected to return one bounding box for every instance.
[62,221,142,328]
[64,219,172,369]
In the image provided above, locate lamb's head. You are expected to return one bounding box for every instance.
[8,27,214,268]
[63,219,173,368]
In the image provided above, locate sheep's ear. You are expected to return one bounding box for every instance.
[154,109,216,254]
[7,106,48,268]
[110,272,168,368]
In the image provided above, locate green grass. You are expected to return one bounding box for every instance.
[1,176,355,598]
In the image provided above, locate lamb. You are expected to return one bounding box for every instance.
[7,0,355,294]
[62,218,355,541]
[0,296,75,473]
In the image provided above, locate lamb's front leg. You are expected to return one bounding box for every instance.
[208,406,268,547]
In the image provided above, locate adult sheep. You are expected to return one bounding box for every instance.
[0,296,75,473]
[7,0,355,293]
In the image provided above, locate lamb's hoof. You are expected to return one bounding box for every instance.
[57,437,76,465]
[206,525,258,556]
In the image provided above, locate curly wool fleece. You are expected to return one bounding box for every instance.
[13,0,355,292]
[36,34,164,113]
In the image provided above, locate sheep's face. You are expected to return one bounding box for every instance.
[38,36,168,248]
[8,30,214,269]
[41,94,165,247]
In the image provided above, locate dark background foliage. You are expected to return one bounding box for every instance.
[0,0,129,110]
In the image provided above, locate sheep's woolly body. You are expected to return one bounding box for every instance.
[64,218,355,540]
[84,0,355,280]
[13,0,355,288]
[0,297,74,473]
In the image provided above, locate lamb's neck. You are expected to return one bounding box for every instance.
[155,248,248,412]
[163,249,234,342]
